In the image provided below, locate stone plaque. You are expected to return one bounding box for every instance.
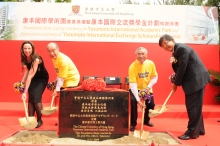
[58,90,129,141]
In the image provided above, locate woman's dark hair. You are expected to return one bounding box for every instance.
[159,34,174,47]
[20,41,40,71]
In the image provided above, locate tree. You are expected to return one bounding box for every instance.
[3,0,19,2]
[205,0,219,10]
[208,69,220,102]
[164,0,203,5]
[205,0,220,46]
[121,0,150,5]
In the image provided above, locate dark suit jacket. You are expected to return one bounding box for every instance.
[172,43,211,95]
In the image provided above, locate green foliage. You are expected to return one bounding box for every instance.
[55,0,71,2]
[208,69,220,102]
[55,0,62,2]
[3,0,19,2]
[214,94,220,102]
[3,28,16,40]
[121,0,150,5]
[3,19,17,40]
[164,0,203,5]
[205,0,219,8]
[2,0,72,2]
[210,79,220,87]
[208,69,220,81]
[122,0,133,4]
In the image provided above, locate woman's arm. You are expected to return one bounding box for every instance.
[21,67,29,83]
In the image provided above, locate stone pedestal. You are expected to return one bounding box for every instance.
[58,90,129,141]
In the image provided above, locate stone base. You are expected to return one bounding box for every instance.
[58,90,129,141]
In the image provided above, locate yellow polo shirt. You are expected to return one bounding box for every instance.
[52,52,80,87]
[129,59,158,92]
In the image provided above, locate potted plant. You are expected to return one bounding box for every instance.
[208,69,220,102]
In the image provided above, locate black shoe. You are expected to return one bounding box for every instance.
[130,126,135,131]
[144,121,154,127]
[200,132,205,135]
[36,120,43,128]
[191,136,199,139]
[178,135,190,140]
[55,123,58,126]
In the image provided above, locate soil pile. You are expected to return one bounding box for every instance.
[2,130,181,145]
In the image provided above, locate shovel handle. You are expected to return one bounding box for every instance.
[159,90,173,112]
[140,101,146,134]
[50,95,55,108]
[22,98,29,121]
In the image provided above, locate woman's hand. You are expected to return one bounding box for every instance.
[21,93,26,100]
[138,100,146,108]
[52,90,60,98]
[172,84,177,92]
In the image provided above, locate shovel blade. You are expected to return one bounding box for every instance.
[18,117,27,126]
[41,106,58,116]
[18,116,38,130]
[148,106,169,118]
[134,130,149,140]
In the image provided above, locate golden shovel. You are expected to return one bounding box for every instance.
[149,90,173,118]
[41,95,58,116]
[134,101,149,140]
[18,98,38,130]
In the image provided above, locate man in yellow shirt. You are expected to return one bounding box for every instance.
[46,42,80,98]
[129,47,158,131]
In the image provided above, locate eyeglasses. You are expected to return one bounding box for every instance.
[162,41,169,47]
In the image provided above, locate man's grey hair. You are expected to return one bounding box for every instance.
[135,47,148,54]
[47,42,59,50]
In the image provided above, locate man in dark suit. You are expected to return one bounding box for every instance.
[159,34,211,140]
